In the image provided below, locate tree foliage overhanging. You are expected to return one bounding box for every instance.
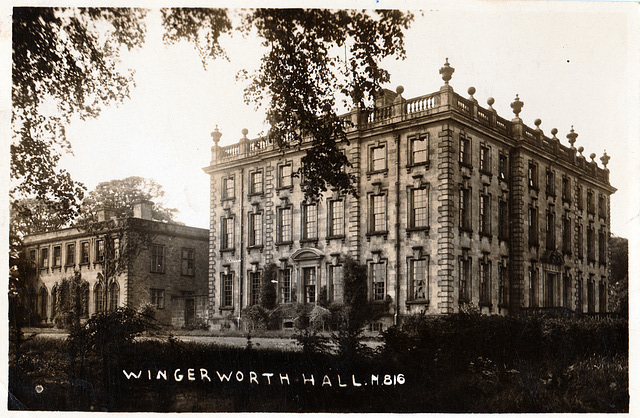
[167,8,413,200]
[12,7,414,216]
[12,7,149,221]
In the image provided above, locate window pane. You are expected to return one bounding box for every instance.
[411,259,427,300]
[372,146,386,171]
[412,188,427,227]
[279,208,292,242]
[372,263,385,301]
[330,200,344,236]
[372,195,385,232]
[222,274,233,307]
[412,137,427,164]
[304,205,317,239]
[303,268,316,303]
[280,164,292,188]
[281,269,291,303]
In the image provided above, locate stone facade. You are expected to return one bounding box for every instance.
[203,61,616,330]
[22,202,209,328]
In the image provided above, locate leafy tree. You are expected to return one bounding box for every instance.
[163,8,413,200]
[333,256,389,359]
[52,271,90,329]
[260,263,278,310]
[77,176,179,223]
[13,7,412,210]
[68,306,158,400]
[12,7,147,217]
[609,236,628,315]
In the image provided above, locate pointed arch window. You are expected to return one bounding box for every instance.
[94,282,105,313]
[108,282,120,311]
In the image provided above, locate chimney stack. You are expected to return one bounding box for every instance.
[96,207,115,222]
[133,200,154,220]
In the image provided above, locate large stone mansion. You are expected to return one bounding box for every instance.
[22,201,209,328]
[203,60,616,329]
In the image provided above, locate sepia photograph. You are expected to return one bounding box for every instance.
[5,0,637,413]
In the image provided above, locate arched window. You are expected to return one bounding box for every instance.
[38,287,48,321]
[51,285,58,318]
[80,282,90,318]
[94,283,105,313]
[108,282,119,311]
[29,287,37,315]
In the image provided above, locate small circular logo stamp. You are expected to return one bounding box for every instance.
[35,385,44,394]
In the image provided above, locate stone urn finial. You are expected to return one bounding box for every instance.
[510,94,524,117]
[567,125,578,149]
[241,128,249,139]
[487,97,495,112]
[578,146,584,157]
[600,150,610,168]
[396,85,404,97]
[551,128,558,140]
[211,125,222,146]
[534,118,542,131]
[589,153,596,163]
[468,86,476,102]
[439,58,455,85]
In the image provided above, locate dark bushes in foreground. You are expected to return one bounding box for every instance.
[9,314,628,412]
[381,312,628,412]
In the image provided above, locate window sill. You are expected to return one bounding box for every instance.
[300,238,319,244]
[406,160,430,172]
[528,185,539,192]
[221,197,235,203]
[460,161,473,169]
[480,231,492,239]
[459,227,473,235]
[407,226,429,233]
[367,169,388,176]
[498,175,508,183]
[479,169,492,177]
[366,231,388,240]
[248,192,264,198]
[562,198,572,205]
[247,245,263,251]
[276,186,293,192]
[220,248,235,257]
[326,234,346,241]
[219,306,234,312]
[406,299,429,306]
[275,241,293,247]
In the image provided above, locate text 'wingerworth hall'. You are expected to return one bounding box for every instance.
[203,60,616,330]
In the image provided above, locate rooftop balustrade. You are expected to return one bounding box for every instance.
[208,59,611,185]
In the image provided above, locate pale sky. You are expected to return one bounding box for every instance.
[50,1,639,240]
[5,1,639,238]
